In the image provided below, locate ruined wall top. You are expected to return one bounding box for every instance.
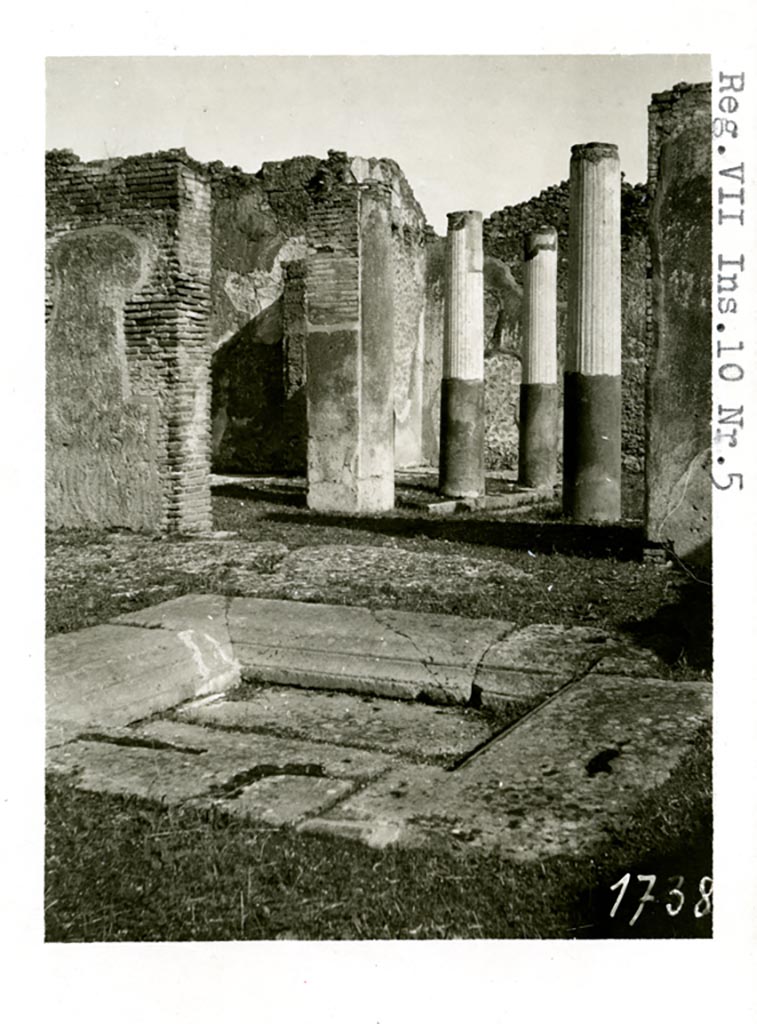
[647,80,711,196]
[649,80,712,106]
[46,146,213,178]
[46,146,431,239]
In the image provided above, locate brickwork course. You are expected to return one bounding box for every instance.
[46,148,213,533]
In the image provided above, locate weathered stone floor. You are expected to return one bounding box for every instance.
[46,594,711,861]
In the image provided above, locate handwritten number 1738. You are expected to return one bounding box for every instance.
[609,873,713,925]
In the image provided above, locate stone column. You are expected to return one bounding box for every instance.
[439,210,485,497]
[519,226,558,489]
[563,143,622,522]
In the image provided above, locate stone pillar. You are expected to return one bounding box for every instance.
[519,226,558,489]
[563,143,622,522]
[439,210,485,497]
[305,181,395,513]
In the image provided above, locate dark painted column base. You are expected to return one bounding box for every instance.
[518,383,558,489]
[439,378,485,497]
[563,371,621,522]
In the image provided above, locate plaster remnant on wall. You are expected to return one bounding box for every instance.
[645,97,711,565]
[46,226,163,530]
[218,235,308,343]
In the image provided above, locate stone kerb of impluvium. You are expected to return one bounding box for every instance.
[563,142,622,523]
[519,226,558,490]
[439,210,485,498]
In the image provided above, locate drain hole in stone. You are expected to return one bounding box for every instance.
[585,748,621,776]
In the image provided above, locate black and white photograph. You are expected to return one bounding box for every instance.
[3,6,757,1022]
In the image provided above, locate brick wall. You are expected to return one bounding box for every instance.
[46,149,212,533]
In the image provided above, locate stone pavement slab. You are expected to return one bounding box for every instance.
[113,592,232,643]
[206,776,356,827]
[474,623,619,715]
[426,487,553,515]
[175,686,497,762]
[46,597,237,748]
[228,597,512,703]
[300,673,712,860]
[478,623,613,676]
[46,718,399,808]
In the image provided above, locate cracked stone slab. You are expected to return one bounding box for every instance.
[228,597,511,703]
[176,686,498,762]
[301,674,711,860]
[46,718,399,804]
[46,620,236,749]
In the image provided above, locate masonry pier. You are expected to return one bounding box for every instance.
[439,210,485,498]
[518,227,558,489]
[563,143,622,522]
[305,180,395,513]
[644,83,712,564]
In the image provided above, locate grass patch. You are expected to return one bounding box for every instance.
[45,725,712,941]
[46,481,712,677]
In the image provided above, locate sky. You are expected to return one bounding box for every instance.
[46,54,711,233]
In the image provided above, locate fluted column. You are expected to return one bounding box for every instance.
[563,143,622,521]
[519,226,558,488]
[439,210,485,497]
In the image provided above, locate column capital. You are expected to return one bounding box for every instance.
[524,226,558,260]
[570,142,619,163]
[447,210,483,231]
